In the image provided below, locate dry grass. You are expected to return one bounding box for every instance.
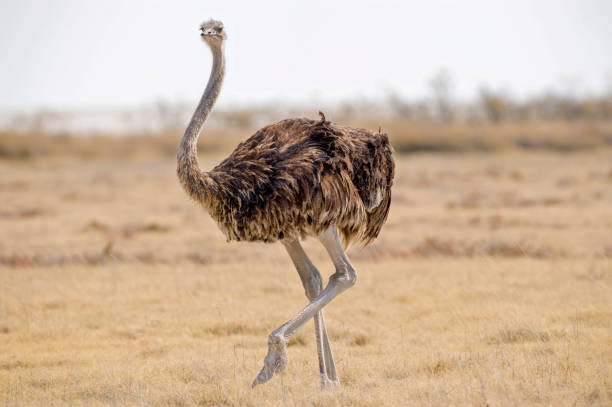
[369,119,612,153]
[1,149,611,405]
[2,119,612,162]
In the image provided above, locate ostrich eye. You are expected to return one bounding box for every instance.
[216,27,223,32]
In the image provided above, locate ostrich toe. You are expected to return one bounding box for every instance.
[252,336,288,387]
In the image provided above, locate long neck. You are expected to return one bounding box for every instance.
[177,43,225,203]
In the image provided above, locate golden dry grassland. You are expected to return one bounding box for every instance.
[1,141,611,405]
[2,119,612,161]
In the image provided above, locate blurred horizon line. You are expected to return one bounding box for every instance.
[2,84,612,136]
[4,68,612,116]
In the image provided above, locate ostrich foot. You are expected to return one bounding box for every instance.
[321,377,340,390]
[252,335,288,388]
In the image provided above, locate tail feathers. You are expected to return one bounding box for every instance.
[340,187,392,248]
[362,188,392,245]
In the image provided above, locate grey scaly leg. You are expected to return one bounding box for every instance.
[283,238,339,388]
[253,228,355,388]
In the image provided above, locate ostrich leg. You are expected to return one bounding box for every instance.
[253,228,355,388]
[283,239,339,388]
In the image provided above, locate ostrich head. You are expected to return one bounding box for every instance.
[200,19,226,46]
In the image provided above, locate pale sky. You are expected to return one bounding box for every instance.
[1,0,611,111]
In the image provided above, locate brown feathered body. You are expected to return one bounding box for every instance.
[180,116,394,246]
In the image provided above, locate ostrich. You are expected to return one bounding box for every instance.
[177,19,394,388]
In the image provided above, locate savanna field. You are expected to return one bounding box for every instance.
[1,122,611,406]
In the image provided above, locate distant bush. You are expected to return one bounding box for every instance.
[1,117,612,162]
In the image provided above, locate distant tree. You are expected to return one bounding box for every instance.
[429,69,454,123]
[479,88,510,122]
[386,90,413,119]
